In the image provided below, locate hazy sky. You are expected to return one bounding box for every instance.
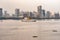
[0,0,60,14]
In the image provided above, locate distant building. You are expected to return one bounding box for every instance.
[4,11,7,14]
[23,13,28,17]
[4,11,7,17]
[15,9,20,17]
[33,11,38,18]
[23,12,29,17]
[37,5,46,18]
[46,11,51,18]
[54,13,60,18]
[12,14,16,17]
[0,8,3,17]
[4,11,10,17]
[42,9,45,18]
[29,12,34,18]
[37,5,43,18]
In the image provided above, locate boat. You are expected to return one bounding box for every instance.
[32,35,38,38]
[52,30,57,32]
[21,17,36,22]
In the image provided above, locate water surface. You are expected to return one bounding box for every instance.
[0,20,60,40]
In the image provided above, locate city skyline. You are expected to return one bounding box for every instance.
[0,0,60,14]
[0,5,60,19]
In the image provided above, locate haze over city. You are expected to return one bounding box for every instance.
[0,0,60,14]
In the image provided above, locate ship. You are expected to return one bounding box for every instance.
[21,17,36,22]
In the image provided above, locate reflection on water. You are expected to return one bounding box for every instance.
[0,20,60,40]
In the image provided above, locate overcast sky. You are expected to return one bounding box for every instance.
[0,0,60,14]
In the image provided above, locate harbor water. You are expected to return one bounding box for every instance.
[0,20,60,40]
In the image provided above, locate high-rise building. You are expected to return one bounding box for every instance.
[54,13,60,18]
[37,5,42,13]
[0,8,3,17]
[33,11,38,18]
[4,11,7,14]
[42,9,45,18]
[46,11,51,18]
[37,5,43,18]
[4,11,7,17]
[29,12,34,18]
[23,12,29,17]
[15,9,20,17]
[23,13,28,17]
[4,11,10,17]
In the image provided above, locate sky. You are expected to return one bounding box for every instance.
[0,0,60,14]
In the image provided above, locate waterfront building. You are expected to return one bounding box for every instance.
[0,8,3,17]
[4,11,7,17]
[33,11,38,18]
[29,12,34,18]
[23,13,28,17]
[15,9,20,17]
[37,5,43,18]
[4,11,10,18]
[54,13,60,18]
[12,14,16,17]
[23,12,29,17]
[42,9,45,18]
[46,11,51,18]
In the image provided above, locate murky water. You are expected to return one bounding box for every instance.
[0,20,60,40]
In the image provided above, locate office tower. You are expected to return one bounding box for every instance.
[12,14,16,17]
[4,11,7,17]
[42,9,45,18]
[4,11,10,17]
[20,11,25,17]
[46,11,51,18]
[37,5,42,18]
[15,9,20,17]
[33,11,38,18]
[29,12,34,18]
[4,11,7,14]
[0,8,3,17]
[23,12,28,17]
[23,13,28,17]
[54,13,59,18]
